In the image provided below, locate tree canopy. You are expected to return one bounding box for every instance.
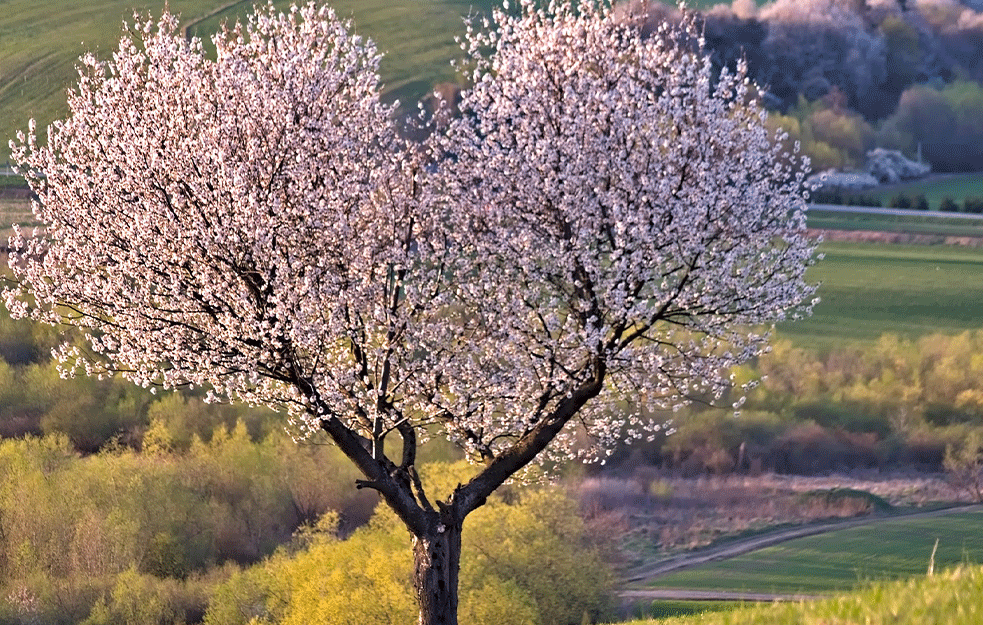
[7,2,816,623]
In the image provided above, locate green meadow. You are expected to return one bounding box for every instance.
[644,510,983,595]
[1,0,742,163]
[776,241,983,348]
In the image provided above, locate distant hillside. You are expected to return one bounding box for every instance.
[0,0,504,162]
[6,0,982,173]
[0,0,756,164]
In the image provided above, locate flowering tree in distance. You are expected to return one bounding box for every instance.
[8,2,816,624]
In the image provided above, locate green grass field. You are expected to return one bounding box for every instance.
[0,0,744,163]
[808,208,983,237]
[644,510,983,595]
[775,241,983,347]
[630,565,983,625]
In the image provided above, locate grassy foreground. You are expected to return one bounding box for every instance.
[645,510,983,595]
[629,565,983,625]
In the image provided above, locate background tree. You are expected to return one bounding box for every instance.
[944,430,983,502]
[7,2,815,624]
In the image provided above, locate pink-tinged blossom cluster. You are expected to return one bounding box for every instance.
[432,0,817,462]
[7,1,816,469]
[6,3,454,445]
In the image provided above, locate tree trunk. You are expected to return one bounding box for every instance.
[412,519,462,625]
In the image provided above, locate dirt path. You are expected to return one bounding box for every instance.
[621,503,983,590]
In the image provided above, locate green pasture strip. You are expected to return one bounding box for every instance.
[644,510,983,595]
[641,600,744,620]
[808,209,983,237]
[0,175,27,189]
[776,241,983,348]
[629,565,983,625]
[187,0,499,108]
[865,173,983,210]
[0,0,245,161]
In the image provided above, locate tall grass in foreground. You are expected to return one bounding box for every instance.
[631,565,983,625]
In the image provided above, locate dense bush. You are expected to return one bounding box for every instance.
[205,464,614,625]
[964,197,983,214]
[0,427,376,624]
[940,196,960,213]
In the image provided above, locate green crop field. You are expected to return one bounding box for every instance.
[775,241,983,347]
[644,510,983,595]
[630,565,983,625]
[1,0,744,163]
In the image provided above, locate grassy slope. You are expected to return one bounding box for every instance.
[0,0,737,163]
[644,510,983,595]
[186,0,500,107]
[0,0,239,163]
[631,565,983,625]
[775,241,983,348]
[0,0,500,162]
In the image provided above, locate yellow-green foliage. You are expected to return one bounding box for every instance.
[205,464,614,625]
[757,331,983,429]
[767,93,874,171]
[631,565,983,625]
[0,426,374,624]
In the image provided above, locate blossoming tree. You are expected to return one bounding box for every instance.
[7,2,816,624]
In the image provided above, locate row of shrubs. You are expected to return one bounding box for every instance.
[7,312,983,479]
[601,331,983,477]
[812,190,983,214]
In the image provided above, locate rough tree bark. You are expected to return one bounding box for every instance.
[413,516,463,625]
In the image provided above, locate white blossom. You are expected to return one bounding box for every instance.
[7,7,815,611]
